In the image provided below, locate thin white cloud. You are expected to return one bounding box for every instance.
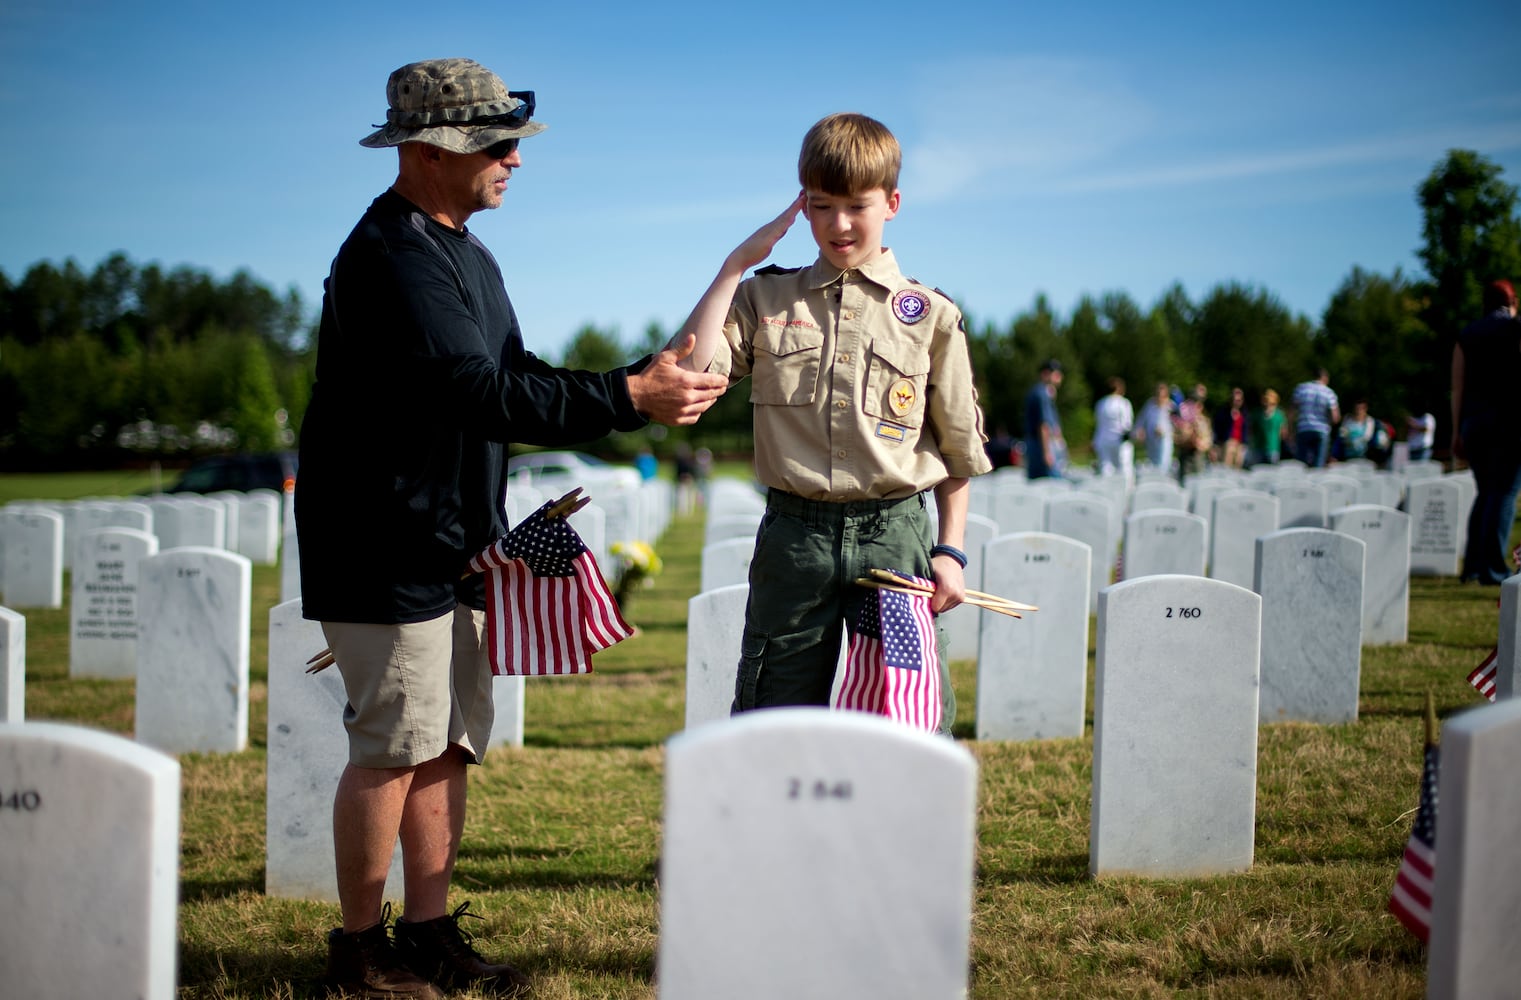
[901,55,1157,200]
[1038,121,1521,195]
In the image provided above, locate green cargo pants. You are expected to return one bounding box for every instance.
[732,488,955,736]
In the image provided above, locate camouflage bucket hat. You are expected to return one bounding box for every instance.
[359,58,547,154]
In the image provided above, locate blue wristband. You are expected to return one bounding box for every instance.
[931,544,968,568]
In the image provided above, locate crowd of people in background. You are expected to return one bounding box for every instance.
[996,362,1432,486]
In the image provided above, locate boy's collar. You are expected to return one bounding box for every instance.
[805,246,900,290]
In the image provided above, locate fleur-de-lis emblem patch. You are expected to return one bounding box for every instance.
[889,378,916,416]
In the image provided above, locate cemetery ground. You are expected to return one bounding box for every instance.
[10,473,1507,999]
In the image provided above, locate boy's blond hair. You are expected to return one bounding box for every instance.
[798,113,901,196]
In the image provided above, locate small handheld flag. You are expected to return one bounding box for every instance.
[468,492,634,676]
[835,570,942,733]
[1388,691,1439,943]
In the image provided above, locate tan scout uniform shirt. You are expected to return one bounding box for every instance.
[707,248,992,501]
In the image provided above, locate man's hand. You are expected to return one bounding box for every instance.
[628,334,728,426]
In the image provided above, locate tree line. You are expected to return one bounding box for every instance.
[1,150,1516,471]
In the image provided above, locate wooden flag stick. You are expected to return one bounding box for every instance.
[544,487,586,520]
[867,567,1039,612]
[854,577,1024,619]
[306,649,335,674]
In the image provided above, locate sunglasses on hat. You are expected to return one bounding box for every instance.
[478,91,534,159]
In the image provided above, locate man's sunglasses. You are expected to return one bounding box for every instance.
[478,90,534,159]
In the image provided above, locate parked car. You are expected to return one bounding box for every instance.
[165,451,298,495]
[506,450,640,493]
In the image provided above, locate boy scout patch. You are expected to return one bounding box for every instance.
[888,378,917,416]
[875,421,907,442]
[891,288,929,325]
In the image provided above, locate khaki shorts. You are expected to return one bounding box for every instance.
[321,605,495,768]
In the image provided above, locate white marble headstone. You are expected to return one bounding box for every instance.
[208,491,243,553]
[265,600,403,900]
[685,584,749,729]
[1254,528,1365,723]
[1272,482,1328,528]
[70,527,158,679]
[1045,493,1115,612]
[489,675,525,749]
[1329,505,1410,645]
[657,709,977,999]
[566,501,608,571]
[1209,491,1281,589]
[1428,699,1521,999]
[135,547,252,753]
[1131,480,1188,513]
[0,721,179,998]
[991,484,1047,535]
[976,533,1090,740]
[700,538,755,594]
[704,512,763,546]
[1091,575,1261,877]
[235,491,282,565]
[1406,479,1462,577]
[281,504,301,605]
[0,507,64,609]
[1316,473,1361,514]
[941,512,997,661]
[1122,510,1207,579]
[172,497,227,550]
[1,607,22,722]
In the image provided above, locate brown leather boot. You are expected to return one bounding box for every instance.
[394,901,532,997]
[326,912,444,1000]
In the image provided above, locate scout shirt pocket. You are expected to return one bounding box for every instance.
[749,320,824,406]
[864,336,930,430]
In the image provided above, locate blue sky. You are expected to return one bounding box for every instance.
[2,1,1518,358]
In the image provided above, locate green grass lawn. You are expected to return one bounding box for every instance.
[5,475,1506,998]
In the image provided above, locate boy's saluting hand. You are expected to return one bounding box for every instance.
[674,193,805,373]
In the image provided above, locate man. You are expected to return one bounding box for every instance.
[1452,279,1521,585]
[1023,359,1065,479]
[1290,367,1340,468]
[296,58,727,999]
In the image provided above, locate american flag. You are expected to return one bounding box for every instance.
[1468,647,1498,702]
[466,501,633,676]
[1388,739,1439,943]
[834,571,942,733]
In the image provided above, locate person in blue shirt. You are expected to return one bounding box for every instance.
[1023,359,1065,479]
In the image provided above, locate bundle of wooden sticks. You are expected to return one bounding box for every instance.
[853,567,1038,619]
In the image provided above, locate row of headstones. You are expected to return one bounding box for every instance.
[9,593,1519,996]
[685,529,1497,744]
[970,468,1474,571]
[0,491,286,609]
[696,495,1415,667]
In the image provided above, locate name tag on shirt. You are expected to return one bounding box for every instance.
[875,421,907,442]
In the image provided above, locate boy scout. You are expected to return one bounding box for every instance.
[676,112,992,732]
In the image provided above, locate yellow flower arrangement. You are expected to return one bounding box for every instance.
[609,540,663,607]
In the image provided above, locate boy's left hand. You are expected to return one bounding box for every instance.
[930,556,966,613]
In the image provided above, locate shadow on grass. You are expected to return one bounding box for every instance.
[179,942,327,1000]
[181,872,267,903]
[460,868,656,891]
[977,852,1090,885]
[525,734,664,751]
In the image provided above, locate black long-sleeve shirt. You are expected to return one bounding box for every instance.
[297,189,648,623]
